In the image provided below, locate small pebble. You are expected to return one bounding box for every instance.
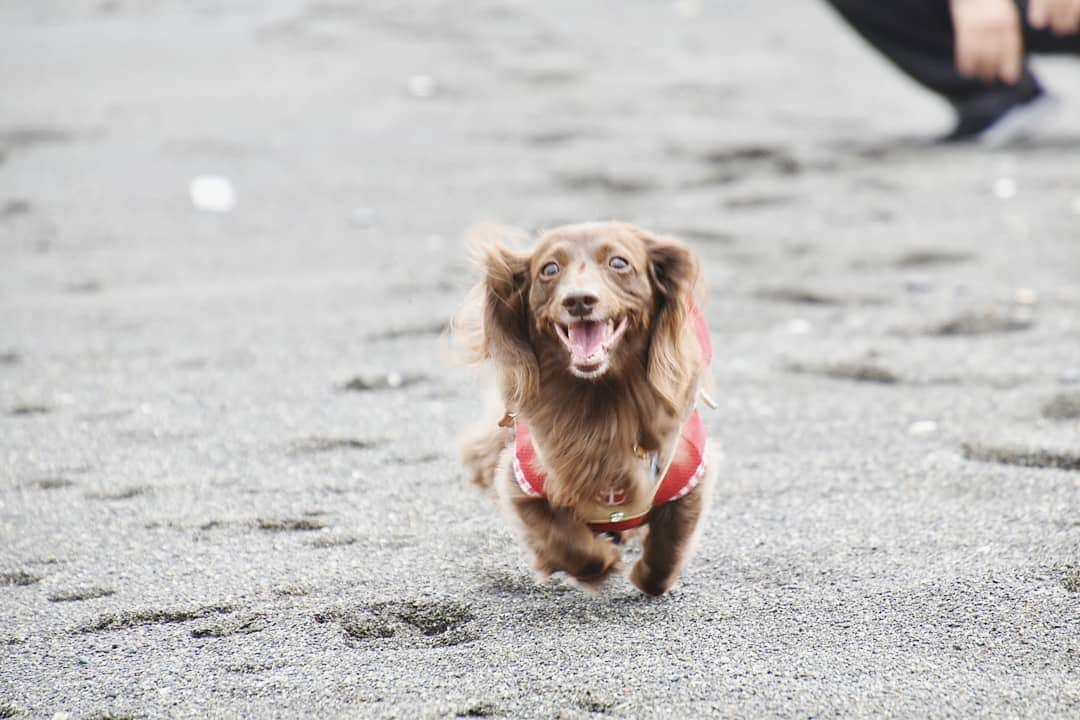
[673,0,703,18]
[785,318,812,335]
[407,74,437,98]
[992,177,1016,200]
[189,175,236,213]
[1013,288,1038,306]
[908,420,938,436]
[386,371,403,388]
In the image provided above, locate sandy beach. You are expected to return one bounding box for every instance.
[2,1,1079,717]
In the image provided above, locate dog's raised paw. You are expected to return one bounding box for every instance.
[629,560,674,597]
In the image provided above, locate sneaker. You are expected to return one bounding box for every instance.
[977,92,1061,147]
[941,89,1062,147]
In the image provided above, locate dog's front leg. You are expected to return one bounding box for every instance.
[511,496,621,588]
[630,488,706,596]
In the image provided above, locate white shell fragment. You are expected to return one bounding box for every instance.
[407,74,437,98]
[189,175,237,213]
[1013,288,1038,306]
[786,318,812,335]
[673,0,703,18]
[907,420,938,436]
[992,177,1017,200]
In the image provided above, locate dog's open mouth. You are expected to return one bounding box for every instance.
[555,316,629,378]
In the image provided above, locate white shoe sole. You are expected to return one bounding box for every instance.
[977,93,1062,148]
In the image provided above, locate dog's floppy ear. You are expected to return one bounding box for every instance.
[644,232,700,415]
[477,238,538,410]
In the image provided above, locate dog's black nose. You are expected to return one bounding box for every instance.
[561,290,599,318]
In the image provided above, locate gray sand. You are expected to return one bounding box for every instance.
[1,1,1078,718]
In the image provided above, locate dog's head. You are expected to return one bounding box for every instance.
[469,221,701,414]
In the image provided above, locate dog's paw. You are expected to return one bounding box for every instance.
[531,558,555,578]
[629,559,675,597]
[568,540,622,590]
[574,559,622,590]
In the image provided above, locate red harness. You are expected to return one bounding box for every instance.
[512,302,712,533]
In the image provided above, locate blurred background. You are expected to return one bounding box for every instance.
[2,1,1078,718]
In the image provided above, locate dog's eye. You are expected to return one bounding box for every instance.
[609,256,629,270]
[540,261,560,278]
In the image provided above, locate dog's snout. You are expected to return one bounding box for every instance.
[561,290,599,318]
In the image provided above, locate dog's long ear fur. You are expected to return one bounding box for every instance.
[482,242,536,408]
[436,222,537,414]
[643,232,700,416]
[453,230,537,409]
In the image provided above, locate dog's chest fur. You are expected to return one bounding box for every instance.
[520,367,684,511]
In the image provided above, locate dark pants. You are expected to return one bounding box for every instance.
[824,0,1080,124]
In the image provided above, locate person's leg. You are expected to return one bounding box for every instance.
[824,0,1051,139]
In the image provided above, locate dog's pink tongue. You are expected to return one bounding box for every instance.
[568,320,608,360]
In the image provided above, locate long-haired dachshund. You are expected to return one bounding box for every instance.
[458,221,715,596]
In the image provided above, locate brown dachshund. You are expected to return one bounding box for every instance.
[458,221,716,596]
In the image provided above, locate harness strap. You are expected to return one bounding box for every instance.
[513,410,708,532]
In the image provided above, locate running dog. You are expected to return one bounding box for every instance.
[458,221,715,596]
